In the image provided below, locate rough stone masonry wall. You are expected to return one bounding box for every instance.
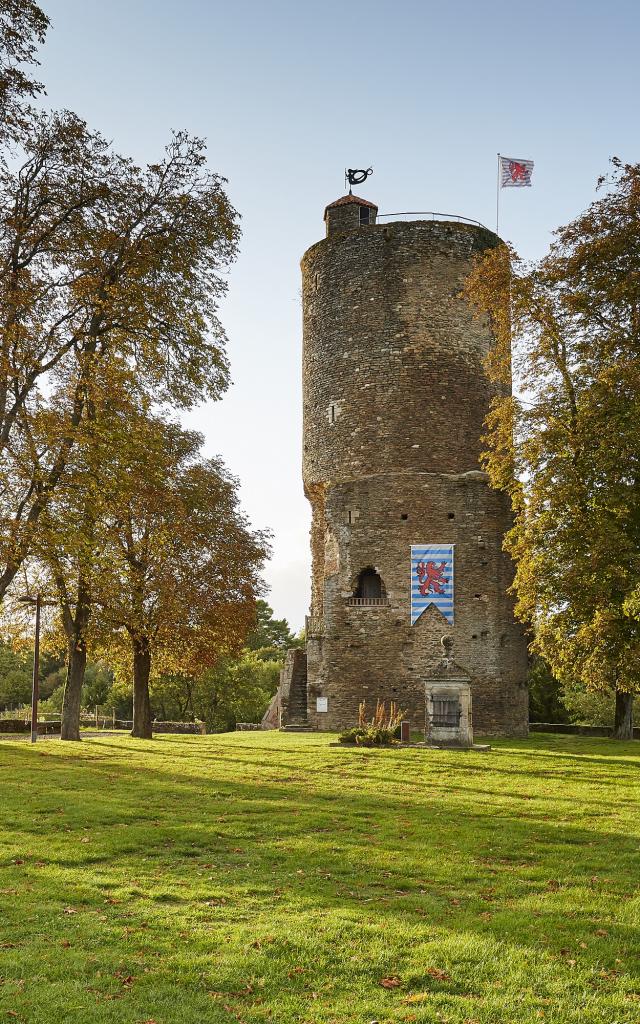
[305,471,528,734]
[300,218,528,737]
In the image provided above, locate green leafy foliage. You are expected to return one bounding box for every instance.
[528,656,570,724]
[149,603,297,730]
[245,599,300,661]
[136,654,280,733]
[192,652,280,732]
[0,640,63,710]
[561,680,616,728]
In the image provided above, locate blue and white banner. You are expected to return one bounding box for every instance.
[411,545,454,625]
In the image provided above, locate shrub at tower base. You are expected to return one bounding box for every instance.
[464,159,640,740]
[338,700,404,746]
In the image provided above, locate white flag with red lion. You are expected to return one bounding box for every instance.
[500,156,534,187]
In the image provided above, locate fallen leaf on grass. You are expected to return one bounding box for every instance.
[426,967,452,982]
[63,907,77,914]
[594,929,609,937]
[114,972,135,987]
[546,879,560,891]
[380,976,402,988]
[87,987,123,1002]
[287,967,305,978]
[250,935,276,949]
[60,940,71,948]
[401,992,430,1004]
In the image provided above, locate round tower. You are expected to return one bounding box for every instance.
[299,196,528,736]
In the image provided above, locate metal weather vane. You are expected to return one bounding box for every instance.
[345,167,373,194]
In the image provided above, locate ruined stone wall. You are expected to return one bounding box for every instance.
[300,218,528,737]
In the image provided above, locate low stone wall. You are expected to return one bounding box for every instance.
[106,721,206,734]
[0,719,207,736]
[530,723,640,739]
[0,719,61,735]
[236,722,261,731]
[151,721,206,734]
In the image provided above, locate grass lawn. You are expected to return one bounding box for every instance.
[0,732,639,1023]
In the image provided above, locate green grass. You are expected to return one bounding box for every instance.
[0,732,639,1023]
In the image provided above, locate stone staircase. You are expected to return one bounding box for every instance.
[279,648,313,731]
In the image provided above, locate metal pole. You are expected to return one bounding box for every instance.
[30,594,41,744]
[496,153,501,235]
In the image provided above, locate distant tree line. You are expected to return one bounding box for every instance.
[0,601,302,731]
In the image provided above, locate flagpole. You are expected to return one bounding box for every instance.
[496,153,500,236]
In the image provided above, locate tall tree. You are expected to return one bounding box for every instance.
[464,159,640,739]
[0,122,239,602]
[94,416,270,739]
[37,412,120,740]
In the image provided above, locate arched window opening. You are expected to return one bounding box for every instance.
[348,567,388,606]
[357,568,382,599]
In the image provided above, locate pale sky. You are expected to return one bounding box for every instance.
[39,0,639,629]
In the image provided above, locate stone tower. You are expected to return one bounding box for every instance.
[282,193,528,736]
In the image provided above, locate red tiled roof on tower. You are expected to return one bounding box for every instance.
[323,194,378,220]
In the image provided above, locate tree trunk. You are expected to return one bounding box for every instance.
[59,577,92,742]
[131,636,153,738]
[612,689,634,740]
[61,639,87,741]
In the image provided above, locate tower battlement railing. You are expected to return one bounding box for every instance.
[376,211,489,229]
